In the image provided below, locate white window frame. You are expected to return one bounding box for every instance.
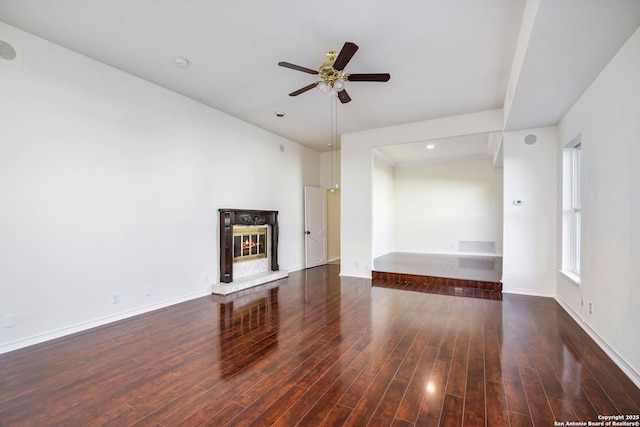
[570,143,581,274]
[561,135,581,284]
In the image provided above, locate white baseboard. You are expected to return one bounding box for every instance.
[339,271,372,279]
[502,288,555,298]
[555,295,640,388]
[0,289,211,355]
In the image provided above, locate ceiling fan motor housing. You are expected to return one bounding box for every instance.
[319,51,346,86]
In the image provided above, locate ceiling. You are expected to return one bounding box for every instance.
[1,0,640,157]
[375,133,496,166]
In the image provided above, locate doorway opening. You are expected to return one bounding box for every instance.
[304,186,341,268]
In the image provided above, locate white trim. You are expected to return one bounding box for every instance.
[555,296,640,388]
[286,265,306,273]
[0,289,211,355]
[339,271,372,279]
[564,133,582,149]
[562,135,581,274]
[372,148,396,167]
[559,269,581,286]
[502,288,555,298]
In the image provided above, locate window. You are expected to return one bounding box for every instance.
[570,143,581,274]
[562,136,581,281]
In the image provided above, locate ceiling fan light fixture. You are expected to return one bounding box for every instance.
[334,79,346,91]
[317,81,329,93]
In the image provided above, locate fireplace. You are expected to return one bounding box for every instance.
[218,209,280,284]
[233,226,267,262]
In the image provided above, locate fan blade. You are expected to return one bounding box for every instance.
[332,42,359,71]
[347,73,391,82]
[338,89,351,104]
[289,82,319,96]
[278,62,318,75]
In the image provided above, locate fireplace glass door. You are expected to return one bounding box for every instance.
[233,227,267,263]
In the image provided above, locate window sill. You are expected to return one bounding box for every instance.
[559,270,581,286]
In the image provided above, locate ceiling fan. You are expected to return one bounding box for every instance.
[278,42,390,104]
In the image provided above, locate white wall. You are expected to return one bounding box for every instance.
[341,136,373,277]
[326,189,341,262]
[393,158,503,255]
[0,23,319,353]
[319,151,342,262]
[341,110,504,278]
[372,152,394,259]
[502,126,557,296]
[319,149,341,190]
[557,26,640,384]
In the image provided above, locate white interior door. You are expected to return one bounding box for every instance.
[304,186,327,268]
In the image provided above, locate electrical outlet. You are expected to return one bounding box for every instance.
[203,275,209,285]
[355,261,360,268]
[4,314,15,328]
[588,302,593,315]
[112,292,120,304]
[145,286,151,296]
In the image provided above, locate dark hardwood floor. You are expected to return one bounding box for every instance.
[1,265,639,426]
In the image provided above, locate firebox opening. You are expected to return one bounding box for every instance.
[233,226,267,263]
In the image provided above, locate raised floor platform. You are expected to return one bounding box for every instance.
[372,252,503,295]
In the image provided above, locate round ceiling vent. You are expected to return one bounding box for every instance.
[524,134,538,145]
[0,40,17,61]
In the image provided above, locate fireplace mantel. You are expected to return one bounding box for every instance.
[219,209,279,283]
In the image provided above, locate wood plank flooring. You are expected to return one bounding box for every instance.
[1,265,639,426]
